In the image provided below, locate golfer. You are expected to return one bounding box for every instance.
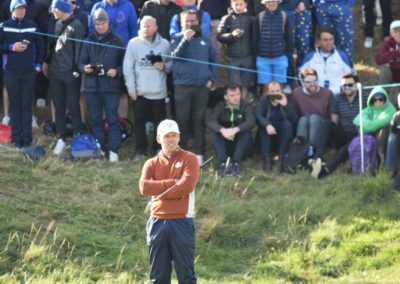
[139,119,200,284]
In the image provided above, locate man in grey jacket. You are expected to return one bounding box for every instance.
[123,15,171,160]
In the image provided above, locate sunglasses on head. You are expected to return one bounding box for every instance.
[372,97,385,102]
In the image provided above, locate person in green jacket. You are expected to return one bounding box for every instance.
[353,86,396,158]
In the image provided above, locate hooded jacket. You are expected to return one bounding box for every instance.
[89,0,138,46]
[353,87,396,134]
[123,32,171,99]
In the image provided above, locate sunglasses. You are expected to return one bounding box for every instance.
[372,97,385,103]
[341,83,355,88]
[303,80,318,85]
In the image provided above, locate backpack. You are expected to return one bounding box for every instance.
[70,134,102,160]
[348,135,377,175]
[282,136,313,174]
[23,144,46,161]
[0,124,12,144]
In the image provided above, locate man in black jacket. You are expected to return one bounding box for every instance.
[79,8,125,163]
[43,0,85,156]
[206,84,255,176]
[255,81,297,172]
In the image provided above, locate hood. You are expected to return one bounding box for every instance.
[367,86,389,106]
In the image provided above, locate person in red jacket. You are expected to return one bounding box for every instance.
[375,20,400,106]
[139,119,200,284]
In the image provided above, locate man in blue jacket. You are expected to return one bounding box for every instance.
[171,9,216,165]
[0,0,44,148]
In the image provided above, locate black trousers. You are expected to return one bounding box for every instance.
[363,0,392,38]
[49,71,83,139]
[5,70,36,147]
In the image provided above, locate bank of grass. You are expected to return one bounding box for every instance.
[1,146,400,283]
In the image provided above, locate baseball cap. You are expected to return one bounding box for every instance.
[390,20,400,31]
[261,0,280,3]
[157,119,180,137]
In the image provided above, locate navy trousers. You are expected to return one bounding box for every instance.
[85,91,121,152]
[146,217,196,284]
[5,69,36,147]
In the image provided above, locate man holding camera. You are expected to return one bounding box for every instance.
[79,8,125,162]
[170,9,217,166]
[0,0,44,148]
[123,15,171,160]
[255,81,297,172]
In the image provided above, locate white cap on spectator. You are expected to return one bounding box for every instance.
[390,20,400,31]
[261,0,280,3]
[157,120,180,137]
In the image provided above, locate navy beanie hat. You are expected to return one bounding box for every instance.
[10,0,27,13]
[54,0,71,13]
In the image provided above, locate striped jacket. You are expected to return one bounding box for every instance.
[0,17,44,74]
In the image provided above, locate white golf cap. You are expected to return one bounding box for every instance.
[261,0,280,4]
[390,20,400,31]
[157,119,180,137]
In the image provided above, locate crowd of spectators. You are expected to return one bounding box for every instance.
[0,0,399,177]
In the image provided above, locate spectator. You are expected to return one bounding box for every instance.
[292,68,334,159]
[314,0,354,59]
[300,27,353,95]
[217,0,256,101]
[0,0,44,147]
[310,74,367,178]
[256,0,293,87]
[353,86,396,163]
[169,0,211,40]
[139,0,182,41]
[79,8,125,162]
[256,81,297,172]
[43,0,86,155]
[89,0,138,45]
[170,10,216,165]
[280,0,312,66]
[363,0,392,48]
[375,20,400,107]
[385,92,400,172]
[123,15,171,160]
[139,119,200,284]
[207,84,255,176]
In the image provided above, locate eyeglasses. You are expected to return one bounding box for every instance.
[303,80,318,85]
[372,97,385,103]
[341,83,355,88]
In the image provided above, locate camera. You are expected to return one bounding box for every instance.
[91,64,105,76]
[146,53,163,64]
[190,25,202,38]
[22,39,30,46]
[268,94,282,101]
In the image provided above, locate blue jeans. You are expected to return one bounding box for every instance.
[146,217,196,284]
[384,132,399,171]
[259,120,293,158]
[85,92,121,152]
[297,115,331,158]
[256,55,288,84]
[211,130,252,163]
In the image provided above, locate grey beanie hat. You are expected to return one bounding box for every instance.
[93,8,109,23]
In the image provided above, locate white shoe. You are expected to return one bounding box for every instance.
[32,116,39,128]
[2,115,10,125]
[109,151,119,163]
[53,138,66,156]
[364,37,373,48]
[196,154,203,166]
[309,158,322,179]
[36,98,46,108]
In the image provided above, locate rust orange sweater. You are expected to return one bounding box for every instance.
[139,148,200,219]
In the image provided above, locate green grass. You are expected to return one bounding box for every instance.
[1,146,400,283]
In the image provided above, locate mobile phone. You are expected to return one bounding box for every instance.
[22,39,30,45]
